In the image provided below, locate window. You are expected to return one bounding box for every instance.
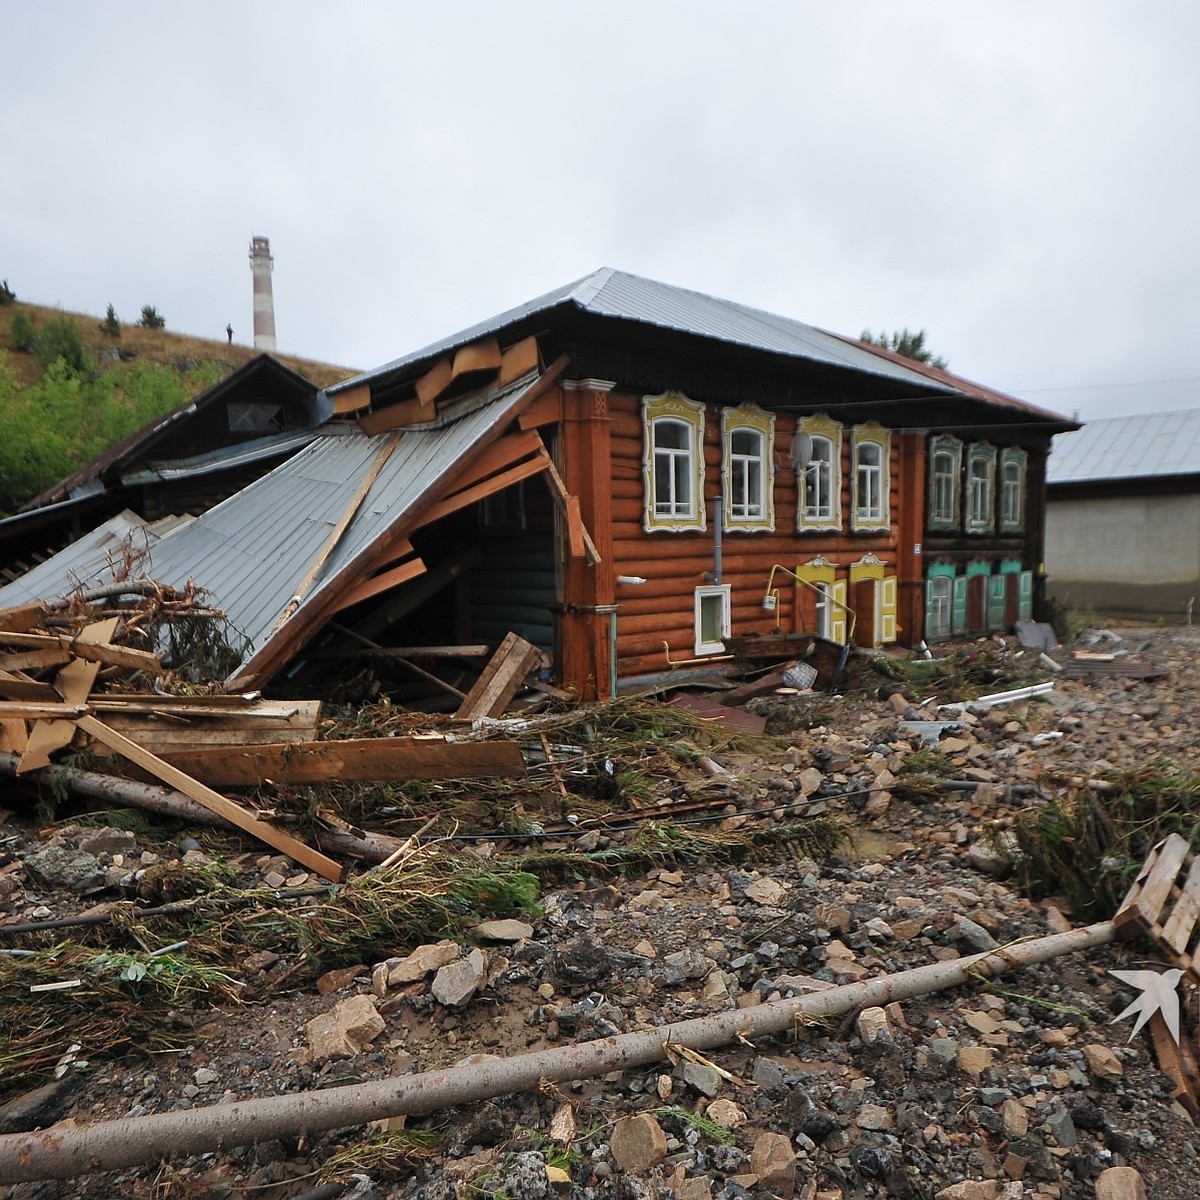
[928,435,962,529]
[479,480,526,533]
[694,585,731,656]
[851,424,890,532]
[722,406,775,531]
[925,571,954,640]
[643,393,706,532]
[967,443,997,532]
[796,557,847,643]
[796,414,842,532]
[1000,447,1027,532]
[228,402,284,432]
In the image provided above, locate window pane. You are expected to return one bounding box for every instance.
[700,594,722,644]
[655,420,688,450]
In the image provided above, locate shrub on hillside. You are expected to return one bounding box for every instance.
[10,311,35,352]
[100,304,121,339]
[0,279,14,305]
[138,305,166,330]
[36,316,90,375]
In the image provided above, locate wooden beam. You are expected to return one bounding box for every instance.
[533,433,601,565]
[329,624,466,700]
[273,433,401,630]
[158,736,526,787]
[76,715,344,882]
[327,555,428,616]
[306,644,490,660]
[564,495,585,559]
[409,454,553,532]
[0,719,28,754]
[455,632,543,722]
[517,390,563,431]
[440,428,544,495]
[0,632,162,674]
[0,702,88,721]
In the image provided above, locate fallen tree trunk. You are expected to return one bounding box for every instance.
[0,920,1115,1183]
[0,752,404,865]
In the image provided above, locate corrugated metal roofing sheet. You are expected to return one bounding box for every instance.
[0,375,539,681]
[0,511,187,608]
[1048,410,1200,484]
[331,268,961,397]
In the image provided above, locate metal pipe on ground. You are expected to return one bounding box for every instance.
[0,920,1115,1183]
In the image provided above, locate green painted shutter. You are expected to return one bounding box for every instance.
[987,573,1007,629]
[951,576,968,634]
[1019,571,1033,621]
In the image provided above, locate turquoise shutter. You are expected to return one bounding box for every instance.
[1018,571,1033,622]
[951,576,968,634]
[987,574,1007,629]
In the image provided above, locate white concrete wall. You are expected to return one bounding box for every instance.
[1045,492,1200,614]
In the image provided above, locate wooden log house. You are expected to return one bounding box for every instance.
[0,271,1078,701]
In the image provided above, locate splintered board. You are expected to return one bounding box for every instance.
[1115,832,1200,982]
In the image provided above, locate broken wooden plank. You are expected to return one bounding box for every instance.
[1115,833,1191,937]
[0,671,61,704]
[719,666,798,707]
[0,719,28,754]
[1162,855,1200,956]
[0,703,88,721]
[533,433,601,564]
[0,648,72,673]
[0,631,161,674]
[414,356,453,407]
[327,555,428,616]
[455,632,543,722]
[0,604,48,634]
[450,337,502,389]
[668,691,767,735]
[158,736,527,787]
[90,699,323,755]
[76,715,345,882]
[17,617,119,774]
[357,394,434,436]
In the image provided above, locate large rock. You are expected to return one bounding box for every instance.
[1094,1166,1148,1200]
[305,995,385,1061]
[609,1113,667,1173]
[388,940,461,985]
[432,948,488,1007]
[749,1131,796,1195]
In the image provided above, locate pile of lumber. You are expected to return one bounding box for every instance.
[0,598,531,883]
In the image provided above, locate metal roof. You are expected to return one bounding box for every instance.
[0,374,539,682]
[0,511,189,608]
[1048,410,1200,484]
[331,267,963,397]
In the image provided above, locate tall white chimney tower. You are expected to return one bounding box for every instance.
[249,236,277,352]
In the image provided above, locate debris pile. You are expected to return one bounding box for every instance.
[1,622,1200,1196]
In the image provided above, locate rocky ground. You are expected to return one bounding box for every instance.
[3,623,1200,1200]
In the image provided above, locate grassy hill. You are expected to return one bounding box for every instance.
[0,296,358,514]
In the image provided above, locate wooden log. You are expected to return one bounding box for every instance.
[158,736,527,787]
[455,632,543,722]
[76,715,344,882]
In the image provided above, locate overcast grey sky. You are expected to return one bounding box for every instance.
[4,2,1198,421]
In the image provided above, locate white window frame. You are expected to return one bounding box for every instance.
[928,434,962,530]
[721,405,775,532]
[967,443,997,533]
[693,584,731,656]
[796,414,842,532]
[851,424,890,532]
[643,393,706,533]
[1000,447,1027,532]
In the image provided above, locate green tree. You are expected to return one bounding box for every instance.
[100,303,121,339]
[10,311,36,352]
[36,316,90,376]
[138,305,166,330]
[0,279,15,305]
[861,328,948,370]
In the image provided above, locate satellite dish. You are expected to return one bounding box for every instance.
[791,431,813,472]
